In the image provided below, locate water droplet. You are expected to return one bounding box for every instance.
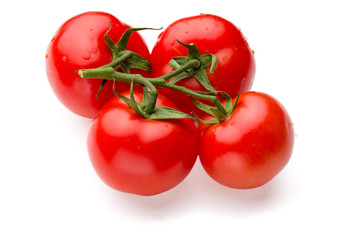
[45,54,48,59]
[62,56,67,62]
[81,54,91,60]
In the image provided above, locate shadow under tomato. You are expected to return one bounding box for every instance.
[99,160,287,219]
[185,160,286,213]
[99,177,196,220]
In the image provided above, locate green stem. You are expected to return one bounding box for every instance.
[143,87,158,115]
[78,58,199,84]
[79,67,158,115]
[78,65,228,118]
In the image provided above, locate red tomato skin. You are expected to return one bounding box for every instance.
[45,11,150,118]
[199,92,294,189]
[87,93,200,196]
[150,14,256,115]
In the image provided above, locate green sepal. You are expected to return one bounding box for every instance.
[190,97,227,122]
[177,40,200,58]
[125,51,151,71]
[195,116,219,125]
[229,90,241,114]
[116,27,161,52]
[113,81,145,118]
[96,79,108,99]
[113,51,151,73]
[198,54,218,75]
[209,54,218,75]
[147,106,194,120]
[104,22,117,57]
[226,78,244,113]
[169,40,218,93]
[114,81,193,120]
[168,56,193,85]
[219,82,243,115]
[190,97,216,116]
[168,71,192,85]
[104,26,155,72]
[218,91,233,113]
[210,107,227,122]
[193,70,217,93]
[117,62,130,74]
[169,57,191,72]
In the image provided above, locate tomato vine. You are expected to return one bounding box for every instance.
[78,27,238,123]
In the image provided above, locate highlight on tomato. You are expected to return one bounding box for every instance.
[151,13,256,115]
[45,11,150,118]
[87,91,200,196]
[199,92,294,189]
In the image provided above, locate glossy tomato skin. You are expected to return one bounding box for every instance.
[199,92,294,189]
[87,92,200,196]
[150,14,256,115]
[45,11,150,118]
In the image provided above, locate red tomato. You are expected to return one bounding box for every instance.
[45,11,150,118]
[199,92,294,189]
[150,14,256,115]
[87,92,200,196]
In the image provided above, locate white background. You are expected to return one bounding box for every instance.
[1,0,359,239]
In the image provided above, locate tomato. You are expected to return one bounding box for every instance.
[87,92,200,196]
[150,14,256,115]
[199,92,294,189]
[45,11,150,118]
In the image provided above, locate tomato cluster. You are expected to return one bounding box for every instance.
[46,11,294,196]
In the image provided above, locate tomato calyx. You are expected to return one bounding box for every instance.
[114,82,193,120]
[94,25,160,98]
[191,90,241,124]
[104,26,160,72]
[168,40,218,94]
[161,40,239,123]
